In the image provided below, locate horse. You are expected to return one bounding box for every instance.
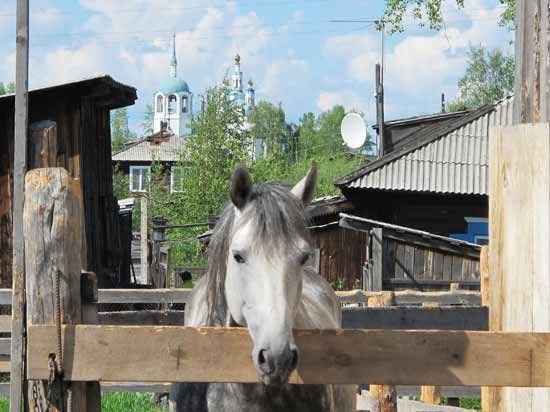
[170,164,357,411]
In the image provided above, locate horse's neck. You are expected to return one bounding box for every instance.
[295,268,341,329]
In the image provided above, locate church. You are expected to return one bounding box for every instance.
[113,35,257,194]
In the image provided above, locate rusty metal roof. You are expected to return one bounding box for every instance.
[335,97,514,195]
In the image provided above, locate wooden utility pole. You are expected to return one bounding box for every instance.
[375,63,385,157]
[513,0,550,123]
[11,0,29,410]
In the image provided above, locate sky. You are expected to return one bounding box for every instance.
[0,0,513,136]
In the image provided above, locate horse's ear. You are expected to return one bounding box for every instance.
[230,166,253,210]
[291,161,317,206]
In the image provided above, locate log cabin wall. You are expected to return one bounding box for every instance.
[0,78,137,288]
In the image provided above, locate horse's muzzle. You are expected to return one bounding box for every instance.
[253,343,299,386]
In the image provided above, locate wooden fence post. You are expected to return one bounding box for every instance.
[479,246,498,412]
[420,302,441,406]
[141,196,148,285]
[367,228,383,291]
[368,291,397,412]
[25,168,89,411]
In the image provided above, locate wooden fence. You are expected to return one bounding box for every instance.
[340,214,482,291]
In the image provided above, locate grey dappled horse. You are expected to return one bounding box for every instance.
[171,164,356,411]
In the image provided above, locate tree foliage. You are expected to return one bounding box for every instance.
[111,108,137,153]
[448,45,515,111]
[0,81,15,96]
[383,0,515,32]
[141,104,154,137]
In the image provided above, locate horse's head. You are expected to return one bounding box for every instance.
[224,164,317,386]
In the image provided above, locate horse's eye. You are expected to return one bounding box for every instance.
[233,253,245,264]
[299,252,311,266]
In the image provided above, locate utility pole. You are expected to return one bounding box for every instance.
[11,0,29,410]
[513,0,550,123]
[375,63,385,158]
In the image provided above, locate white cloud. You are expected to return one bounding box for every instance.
[260,58,309,104]
[317,90,368,114]
[322,0,511,100]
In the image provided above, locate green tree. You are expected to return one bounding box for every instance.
[6,82,15,93]
[146,87,252,267]
[315,105,346,156]
[448,45,515,111]
[141,104,154,137]
[248,101,287,158]
[111,108,137,153]
[0,82,6,96]
[383,0,515,32]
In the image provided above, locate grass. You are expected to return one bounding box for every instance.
[0,393,169,412]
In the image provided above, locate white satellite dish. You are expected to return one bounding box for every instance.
[341,113,367,149]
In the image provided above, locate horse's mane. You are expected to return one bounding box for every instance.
[204,183,311,326]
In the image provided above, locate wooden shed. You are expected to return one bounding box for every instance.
[0,75,137,288]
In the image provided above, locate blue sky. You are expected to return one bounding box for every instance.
[0,0,512,135]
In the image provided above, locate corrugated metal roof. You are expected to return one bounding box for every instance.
[338,97,514,195]
[112,133,185,162]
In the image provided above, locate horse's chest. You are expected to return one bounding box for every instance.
[207,383,332,412]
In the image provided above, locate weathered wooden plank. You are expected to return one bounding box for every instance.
[97,288,193,304]
[100,382,172,393]
[403,245,415,281]
[490,124,550,410]
[451,256,463,281]
[394,242,405,279]
[387,279,479,288]
[336,289,481,306]
[342,306,487,331]
[421,302,442,406]
[25,168,87,411]
[442,255,453,281]
[383,238,396,281]
[397,386,480,399]
[0,315,11,333]
[0,338,11,356]
[99,310,185,326]
[413,248,425,279]
[368,228,383,291]
[27,325,550,387]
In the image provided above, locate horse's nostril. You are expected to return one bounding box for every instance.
[290,348,299,370]
[258,349,267,365]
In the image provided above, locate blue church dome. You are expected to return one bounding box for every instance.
[158,77,190,94]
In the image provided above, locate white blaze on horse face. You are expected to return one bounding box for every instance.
[225,212,306,380]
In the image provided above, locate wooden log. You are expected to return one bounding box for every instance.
[24,168,87,411]
[490,124,550,411]
[27,325,550,387]
[421,302,441,405]
[368,292,397,412]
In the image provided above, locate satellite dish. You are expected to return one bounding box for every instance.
[341,113,367,149]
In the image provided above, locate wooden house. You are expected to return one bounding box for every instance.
[307,98,514,290]
[0,75,137,288]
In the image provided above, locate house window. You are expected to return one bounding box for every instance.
[156,95,164,113]
[129,166,150,192]
[168,94,177,114]
[182,96,188,113]
[170,166,188,193]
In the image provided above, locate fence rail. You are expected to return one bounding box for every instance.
[0,288,481,306]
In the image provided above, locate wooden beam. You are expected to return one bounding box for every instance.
[140,197,148,284]
[97,288,192,304]
[367,228,383,291]
[336,289,481,306]
[11,0,29,410]
[27,325,550,386]
[98,310,185,326]
[0,315,12,333]
[342,306,488,331]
